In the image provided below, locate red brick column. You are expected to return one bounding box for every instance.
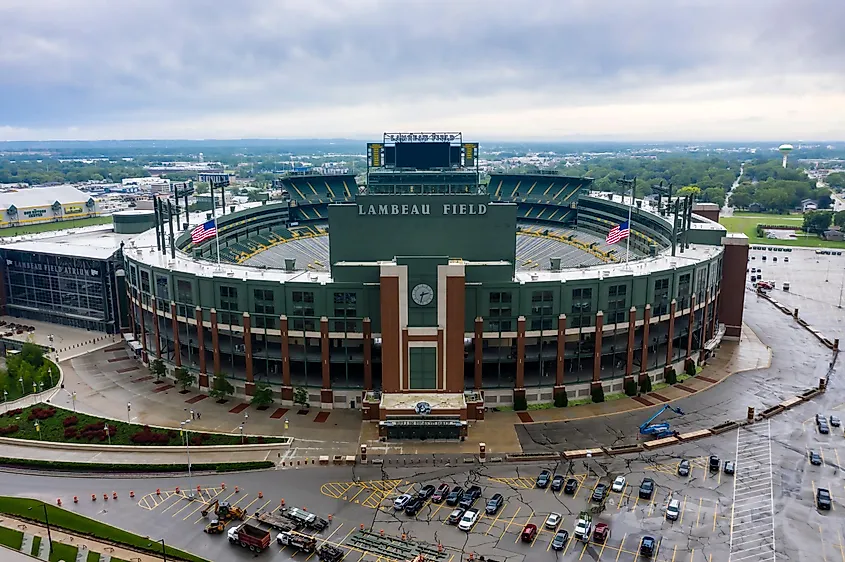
[280,315,292,401]
[151,298,162,359]
[699,290,710,364]
[171,302,181,367]
[210,308,220,375]
[686,295,696,359]
[320,317,332,406]
[363,317,372,391]
[243,312,254,395]
[514,316,526,405]
[639,304,651,382]
[474,317,484,390]
[128,288,137,341]
[625,307,636,379]
[195,306,207,387]
[665,299,677,369]
[139,300,147,356]
[592,311,604,385]
[719,235,750,339]
[554,314,567,402]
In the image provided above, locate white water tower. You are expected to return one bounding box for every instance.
[779,144,793,168]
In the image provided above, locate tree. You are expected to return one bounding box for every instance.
[20,342,44,369]
[701,187,726,205]
[194,182,210,194]
[293,387,309,406]
[209,373,235,400]
[676,186,701,198]
[174,367,196,391]
[834,211,845,228]
[591,385,605,403]
[818,194,833,209]
[826,172,845,190]
[251,383,274,408]
[803,210,833,234]
[729,188,752,209]
[149,359,167,381]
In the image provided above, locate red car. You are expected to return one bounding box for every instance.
[431,484,451,503]
[593,523,609,543]
[521,524,538,543]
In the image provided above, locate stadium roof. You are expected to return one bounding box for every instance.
[0,185,94,210]
[0,224,131,260]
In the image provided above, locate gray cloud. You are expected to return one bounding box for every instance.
[0,0,843,138]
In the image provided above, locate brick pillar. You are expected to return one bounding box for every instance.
[554,314,567,402]
[686,295,696,359]
[210,308,220,375]
[196,306,207,387]
[699,290,710,364]
[592,311,603,386]
[639,304,651,382]
[474,317,484,390]
[320,317,332,407]
[710,291,719,339]
[363,317,373,391]
[280,315,292,401]
[139,300,147,355]
[514,316,526,405]
[625,306,636,380]
[665,299,677,369]
[171,302,181,367]
[719,235,750,339]
[151,298,162,359]
[243,312,254,395]
[128,289,137,341]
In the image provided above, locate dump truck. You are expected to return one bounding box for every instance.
[276,529,317,553]
[228,523,271,553]
[280,506,329,531]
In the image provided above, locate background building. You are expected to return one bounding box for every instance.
[0,185,99,228]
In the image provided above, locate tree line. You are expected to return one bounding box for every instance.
[729,160,830,213]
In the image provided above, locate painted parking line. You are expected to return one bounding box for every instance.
[488,477,535,489]
[499,506,520,539]
[484,503,506,535]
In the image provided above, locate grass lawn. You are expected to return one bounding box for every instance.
[0,216,112,236]
[31,535,40,556]
[0,359,60,402]
[49,542,78,562]
[0,526,23,550]
[0,404,281,446]
[720,213,845,248]
[0,497,207,562]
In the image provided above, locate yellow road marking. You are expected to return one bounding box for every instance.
[712,501,718,532]
[616,533,627,562]
[500,507,520,539]
[679,495,687,524]
[193,489,237,523]
[671,545,677,562]
[578,538,589,559]
[821,525,829,562]
[485,503,506,535]
[515,514,533,544]
[695,498,703,527]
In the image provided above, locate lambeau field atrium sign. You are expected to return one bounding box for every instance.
[357,202,487,216]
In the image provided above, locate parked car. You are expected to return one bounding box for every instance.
[592,483,608,502]
[544,512,562,529]
[536,470,552,488]
[564,478,578,494]
[551,474,565,492]
[485,494,504,515]
[612,476,626,492]
[418,485,436,500]
[393,494,412,510]
[638,479,655,500]
[521,524,538,542]
[678,459,691,477]
[709,455,720,472]
[404,497,424,516]
[431,484,451,503]
[640,536,657,557]
[446,508,465,525]
[551,530,569,550]
[831,415,841,428]
[666,499,681,521]
[593,523,609,543]
[446,487,464,506]
[723,461,735,475]
[818,488,832,510]
[459,486,482,509]
[819,421,831,434]
[810,451,823,466]
[458,509,480,532]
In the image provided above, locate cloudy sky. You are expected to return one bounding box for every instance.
[1,0,843,141]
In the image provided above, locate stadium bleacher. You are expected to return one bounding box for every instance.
[489,173,589,205]
[277,174,356,203]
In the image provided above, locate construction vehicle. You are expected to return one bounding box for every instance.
[255,510,294,531]
[276,529,317,553]
[639,405,684,439]
[228,523,271,553]
[204,519,225,534]
[202,500,246,523]
[317,545,344,562]
[280,506,329,531]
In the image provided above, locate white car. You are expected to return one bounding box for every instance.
[545,512,562,529]
[573,518,592,541]
[666,498,681,521]
[393,493,413,510]
[458,509,480,531]
[612,476,626,492]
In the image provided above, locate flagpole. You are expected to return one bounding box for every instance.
[214,213,221,266]
[625,189,633,265]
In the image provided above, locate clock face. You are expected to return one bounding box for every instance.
[411,283,434,306]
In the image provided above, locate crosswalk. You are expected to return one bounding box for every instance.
[729,420,776,562]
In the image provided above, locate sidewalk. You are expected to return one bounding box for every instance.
[0,514,167,562]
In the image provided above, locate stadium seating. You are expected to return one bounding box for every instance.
[489,174,589,205]
[277,174,356,203]
[290,203,329,223]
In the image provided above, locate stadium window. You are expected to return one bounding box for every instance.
[333,292,357,331]
[140,270,150,293]
[155,275,169,301]
[292,290,316,331]
[570,288,593,328]
[608,285,627,324]
[129,265,138,286]
[530,290,553,330]
[253,289,275,315]
[653,278,670,316]
[488,291,513,332]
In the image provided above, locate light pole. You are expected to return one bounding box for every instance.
[19,377,24,395]
[127,402,132,423]
[71,391,76,412]
[104,423,111,446]
[238,424,244,444]
[160,538,167,562]
[180,420,194,499]
[28,505,52,555]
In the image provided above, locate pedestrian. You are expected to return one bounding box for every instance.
[191,410,195,420]
[196,412,201,420]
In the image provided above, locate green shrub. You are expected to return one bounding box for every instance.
[665,368,678,385]
[624,378,638,396]
[0,457,272,473]
[513,394,528,411]
[591,385,605,403]
[685,359,697,377]
[554,392,568,408]
[639,376,652,393]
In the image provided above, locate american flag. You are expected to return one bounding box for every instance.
[191,219,217,244]
[606,220,630,244]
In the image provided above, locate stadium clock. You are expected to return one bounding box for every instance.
[411,283,434,306]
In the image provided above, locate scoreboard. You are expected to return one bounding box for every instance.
[368,133,478,171]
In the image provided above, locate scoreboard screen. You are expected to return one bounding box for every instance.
[394,142,451,169]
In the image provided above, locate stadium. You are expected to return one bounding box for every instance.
[120,133,746,438]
